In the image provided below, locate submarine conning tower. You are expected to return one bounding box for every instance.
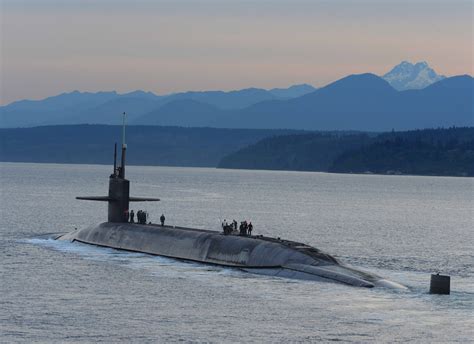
[107,142,131,222]
[76,112,160,223]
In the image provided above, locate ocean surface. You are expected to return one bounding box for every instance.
[1,162,473,343]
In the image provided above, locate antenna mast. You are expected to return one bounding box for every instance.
[113,143,117,175]
[122,112,126,148]
[119,112,127,178]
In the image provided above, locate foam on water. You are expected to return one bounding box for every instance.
[22,237,264,284]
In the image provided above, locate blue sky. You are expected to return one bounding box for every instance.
[1,0,472,104]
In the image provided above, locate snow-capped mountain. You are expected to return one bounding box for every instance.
[382,61,446,91]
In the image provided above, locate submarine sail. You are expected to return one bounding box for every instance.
[76,112,159,222]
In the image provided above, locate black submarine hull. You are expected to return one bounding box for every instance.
[58,222,406,289]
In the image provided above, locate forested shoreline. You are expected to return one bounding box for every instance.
[218,127,474,177]
[1,125,472,177]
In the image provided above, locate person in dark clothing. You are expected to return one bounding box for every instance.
[233,219,237,230]
[248,222,253,236]
[239,222,247,236]
[223,224,230,235]
[130,210,135,223]
[160,214,165,226]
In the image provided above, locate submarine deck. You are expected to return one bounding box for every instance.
[121,222,339,264]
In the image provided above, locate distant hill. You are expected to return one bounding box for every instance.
[382,61,445,91]
[69,96,163,124]
[269,84,316,98]
[0,85,313,128]
[161,88,280,110]
[218,127,474,177]
[0,125,302,167]
[212,74,473,131]
[0,91,120,127]
[133,100,223,127]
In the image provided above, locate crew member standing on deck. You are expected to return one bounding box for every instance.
[130,210,135,223]
[160,214,165,226]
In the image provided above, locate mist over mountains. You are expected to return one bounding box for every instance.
[0,62,472,131]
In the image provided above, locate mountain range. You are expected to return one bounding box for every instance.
[209,74,473,131]
[0,84,315,128]
[0,62,471,131]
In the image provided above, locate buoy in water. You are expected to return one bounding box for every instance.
[430,273,450,295]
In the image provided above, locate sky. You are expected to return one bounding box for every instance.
[1,0,472,105]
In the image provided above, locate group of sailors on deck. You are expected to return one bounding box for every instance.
[125,210,166,226]
[125,209,148,224]
[222,219,253,236]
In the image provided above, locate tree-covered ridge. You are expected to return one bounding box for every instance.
[330,128,474,176]
[218,127,474,177]
[0,125,302,167]
[218,132,373,171]
[1,125,472,177]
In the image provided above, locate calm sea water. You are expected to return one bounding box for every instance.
[1,162,473,343]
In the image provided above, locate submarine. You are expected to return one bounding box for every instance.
[57,118,406,289]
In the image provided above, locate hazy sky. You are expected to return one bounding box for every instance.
[1,0,472,105]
